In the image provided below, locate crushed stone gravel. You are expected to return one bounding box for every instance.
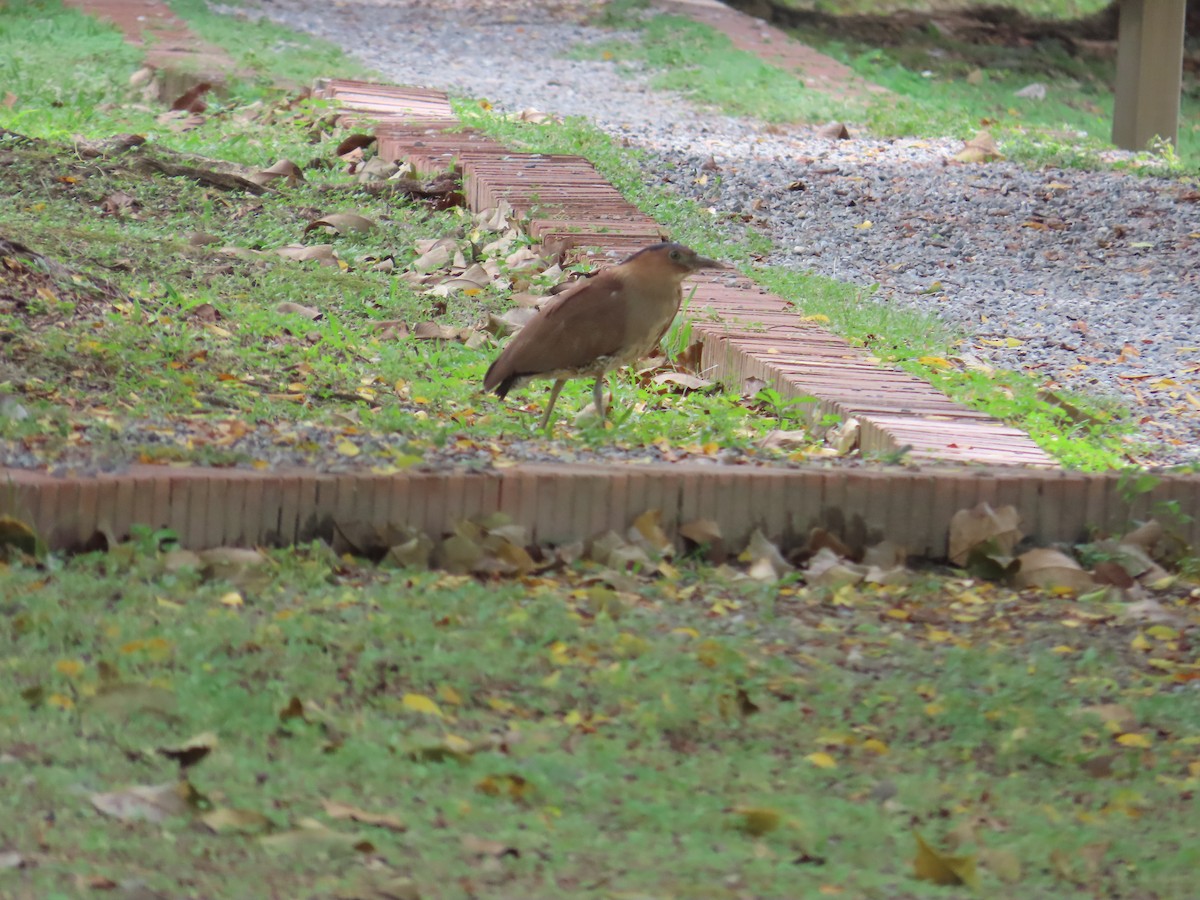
[216,0,1200,468]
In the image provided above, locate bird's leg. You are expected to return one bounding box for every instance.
[540,379,566,432]
[593,377,607,420]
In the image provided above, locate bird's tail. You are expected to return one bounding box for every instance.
[483,359,517,398]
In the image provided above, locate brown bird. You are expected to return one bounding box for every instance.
[484,242,726,430]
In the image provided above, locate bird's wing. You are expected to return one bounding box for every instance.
[489,272,631,382]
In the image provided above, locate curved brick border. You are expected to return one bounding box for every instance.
[39,1,1193,562]
[325,79,1055,467]
[4,463,1197,554]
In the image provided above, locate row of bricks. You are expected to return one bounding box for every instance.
[5,464,1197,554]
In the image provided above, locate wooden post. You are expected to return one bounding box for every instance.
[1111,0,1186,150]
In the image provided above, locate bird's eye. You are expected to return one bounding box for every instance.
[669,249,681,261]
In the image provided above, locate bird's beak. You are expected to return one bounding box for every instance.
[693,255,727,270]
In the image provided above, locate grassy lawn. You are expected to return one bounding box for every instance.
[1,3,1199,897]
[2,538,1199,898]
[0,0,1146,470]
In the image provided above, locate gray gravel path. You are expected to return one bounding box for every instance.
[221,0,1200,466]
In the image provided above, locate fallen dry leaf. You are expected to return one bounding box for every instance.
[199,806,271,834]
[304,213,376,236]
[953,130,1002,164]
[948,503,1021,566]
[251,159,304,188]
[276,244,338,266]
[91,781,197,823]
[912,830,979,888]
[321,799,407,832]
[1012,547,1094,593]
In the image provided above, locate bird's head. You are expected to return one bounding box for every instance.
[626,242,726,277]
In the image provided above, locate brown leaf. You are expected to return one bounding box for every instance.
[816,121,851,140]
[912,830,979,888]
[953,130,1002,164]
[1012,547,1094,593]
[1120,519,1163,552]
[948,502,1021,566]
[651,371,713,392]
[680,518,722,545]
[276,244,337,266]
[199,807,271,834]
[170,81,213,113]
[91,781,197,823]
[485,307,538,337]
[335,133,376,156]
[412,321,460,341]
[276,301,322,320]
[250,159,305,188]
[803,546,864,588]
[259,818,362,852]
[157,111,205,132]
[304,213,376,236]
[322,799,407,832]
[629,509,674,557]
[102,191,138,217]
[808,527,852,559]
[1091,560,1134,588]
[410,238,458,273]
[742,529,792,581]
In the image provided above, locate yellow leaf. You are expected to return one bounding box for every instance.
[862,738,889,755]
[218,591,244,608]
[805,751,837,769]
[1145,625,1179,641]
[1116,732,1152,748]
[912,830,980,888]
[335,439,360,457]
[1051,644,1075,654]
[438,684,463,706]
[731,806,781,836]
[924,703,945,717]
[854,220,873,229]
[55,659,84,678]
[402,693,443,718]
[1131,632,1151,652]
[918,356,952,369]
[48,692,75,709]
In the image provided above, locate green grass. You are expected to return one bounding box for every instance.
[753,268,1137,470]
[0,0,1157,472]
[2,538,1198,897]
[785,14,1200,171]
[574,10,864,124]
[596,1,1197,171]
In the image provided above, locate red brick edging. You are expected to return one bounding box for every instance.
[5,463,1197,555]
